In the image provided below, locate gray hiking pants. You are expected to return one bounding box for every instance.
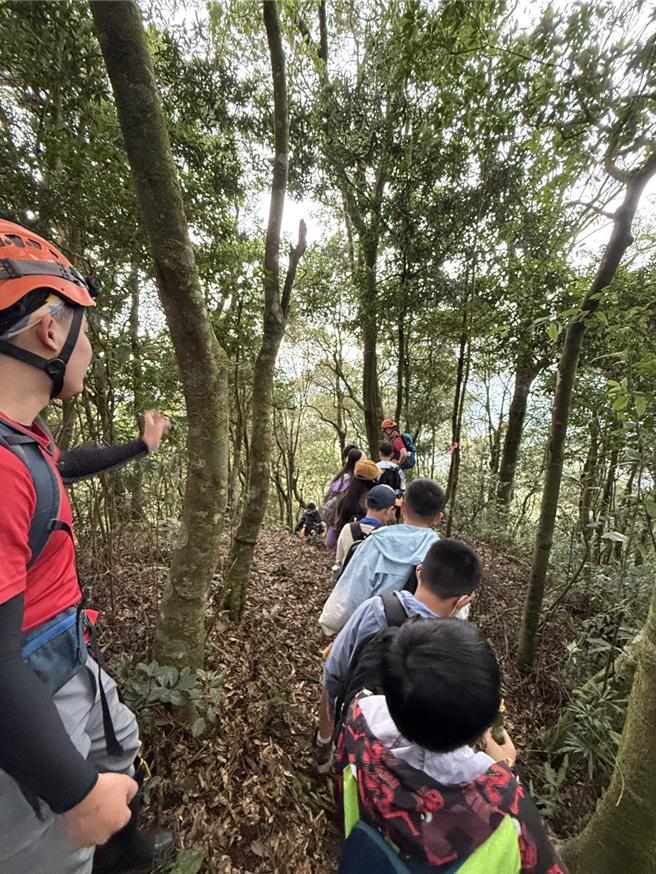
[0,656,140,874]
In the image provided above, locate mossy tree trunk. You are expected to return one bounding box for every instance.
[562,589,656,873]
[90,0,230,668]
[221,0,306,622]
[516,148,656,672]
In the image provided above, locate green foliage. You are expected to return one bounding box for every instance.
[120,661,226,738]
[165,849,205,874]
[530,756,570,820]
[559,684,626,780]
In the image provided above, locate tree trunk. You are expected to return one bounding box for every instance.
[496,362,539,505]
[360,238,384,457]
[594,445,619,564]
[91,0,230,668]
[579,419,600,587]
[128,267,146,521]
[445,268,473,535]
[562,585,656,873]
[395,310,405,427]
[445,327,471,537]
[220,1,306,622]
[516,149,656,672]
[56,398,78,451]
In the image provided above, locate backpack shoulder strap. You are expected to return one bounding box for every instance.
[380,593,409,627]
[350,520,366,541]
[0,419,64,568]
[403,566,418,595]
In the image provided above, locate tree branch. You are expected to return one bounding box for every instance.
[281,219,307,317]
[263,0,289,309]
[327,349,365,412]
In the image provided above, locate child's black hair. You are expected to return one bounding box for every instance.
[420,540,481,599]
[404,478,445,521]
[382,619,501,752]
[379,441,394,457]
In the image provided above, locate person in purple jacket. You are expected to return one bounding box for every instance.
[324,446,362,549]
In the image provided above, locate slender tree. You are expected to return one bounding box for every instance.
[221,0,306,622]
[90,0,230,667]
[517,147,656,671]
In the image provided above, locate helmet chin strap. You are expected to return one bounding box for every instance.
[0,307,84,398]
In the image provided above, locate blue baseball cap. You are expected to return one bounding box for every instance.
[366,484,398,510]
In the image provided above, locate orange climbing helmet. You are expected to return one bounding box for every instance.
[381,419,397,431]
[0,220,98,311]
[0,220,100,397]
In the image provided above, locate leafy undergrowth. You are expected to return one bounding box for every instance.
[468,539,579,833]
[87,530,339,874]
[83,529,576,872]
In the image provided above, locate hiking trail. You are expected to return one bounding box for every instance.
[96,530,573,872]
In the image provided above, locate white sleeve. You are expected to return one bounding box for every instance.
[335,524,353,567]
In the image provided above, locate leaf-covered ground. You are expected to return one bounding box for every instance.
[91,530,573,873]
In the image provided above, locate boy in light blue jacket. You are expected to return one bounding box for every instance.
[318,478,446,636]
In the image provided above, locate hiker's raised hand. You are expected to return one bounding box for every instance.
[142,410,171,453]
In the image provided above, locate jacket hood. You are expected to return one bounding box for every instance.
[367,524,437,565]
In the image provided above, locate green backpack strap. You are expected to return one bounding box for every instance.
[343,764,360,838]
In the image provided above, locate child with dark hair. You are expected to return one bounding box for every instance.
[294,503,324,541]
[341,442,360,460]
[315,540,479,772]
[336,619,566,873]
[319,478,447,635]
[377,441,405,495]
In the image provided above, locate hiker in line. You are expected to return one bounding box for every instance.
[315,540,480,772]
[336,619,566,873]
[319,478,446,636]
[334,484,398,571]
[341,442,359,460]
[57,409,171,485]
[376,441,405,496]
[381,418,409,466]
[322,446,362,549]
[332,457,380,540]
[294,502,324,541]
[0,221,171,873]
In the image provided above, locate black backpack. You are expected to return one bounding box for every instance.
[334,593,412,730]
[0,417,71,567]
[377,464,402,494]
